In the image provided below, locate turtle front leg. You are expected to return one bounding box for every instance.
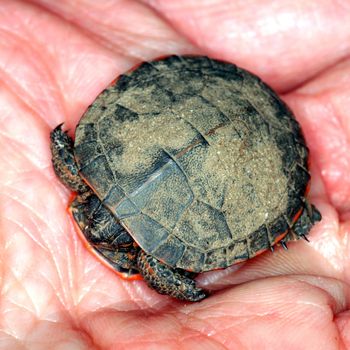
[50,124,88,193]
[137,250,209,302]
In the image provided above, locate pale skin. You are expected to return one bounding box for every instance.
[1,0,350,349]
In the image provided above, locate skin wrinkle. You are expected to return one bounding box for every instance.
[3,288,68,344]
[187,300,295,324]
[140,1,208,50]
[0,120,49,176]
[307,278,350,313]
[0,167,48,189]
[75,267,117,304]
[208,277,347,315]
[286,92,350,213]
[195,315,264,339]
[97,283,141,310]
[29,0,191,61]
[319,210,344,273]
[3,217,48,253]
[194,308,331,348]
[326,99,350,178]
[0,332,23,348]
[132,284,173,310]
[21,320,96,350]
[176,307,296,349]
[65,239,79,306]
[27,0,128,57]
[292,59,350,97]
[122,283,149,309]
[320,100,350,158]
[4,201,72,310]
[336,311,350,349]
[3,235,68,319]
[177,308,225,337]
[97,310,224,349]
[0,33,66,128]
[6,197,60,260]
[36,271,68,315]
[288,277,349,315]
[3,193,51,241]
[75,277,99,306]
[288,56,350,95]
[185,313,256,336]
[120,280,152,311]
[0,327,22,344]
[77,282,117,310]
[0,165,33,190]
[315,235,345,274]
[0,139,52,180]
[5,275,38,318]
[177,332,231,350]
[144,0,350,94]
[31,228,69,309]
[13,280,60,324]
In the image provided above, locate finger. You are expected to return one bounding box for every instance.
[284,59,350,215]
[144,0,350,91]
[198,197,350,290]
[2,0,194,130]
[0,1,152,325]
[78,276,350,348]
[31,0,195,59]
[198,200,343,288]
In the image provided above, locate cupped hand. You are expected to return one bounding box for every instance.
[1,1,350,349]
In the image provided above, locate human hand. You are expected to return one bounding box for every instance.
[1,1,349,348]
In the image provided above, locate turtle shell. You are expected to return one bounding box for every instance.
[74,56,309,273]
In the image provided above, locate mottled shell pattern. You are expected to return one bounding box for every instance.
[74,56,309,272]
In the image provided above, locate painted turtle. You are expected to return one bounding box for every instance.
[50,55,321,301]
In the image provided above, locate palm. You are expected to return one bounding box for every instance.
[1,1,349,348]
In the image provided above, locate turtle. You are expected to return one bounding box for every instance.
[50,55,321,302]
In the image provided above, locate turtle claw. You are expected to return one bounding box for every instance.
[190,288,209,302]
[301,234,310,242]
[55,122,64,130]
[280,241,288,250]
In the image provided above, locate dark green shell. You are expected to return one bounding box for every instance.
[74,56,309,272]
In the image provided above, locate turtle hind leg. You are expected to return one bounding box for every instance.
[50,124,88,193]
[137,250,209,302]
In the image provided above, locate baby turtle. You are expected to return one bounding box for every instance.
[50,55,321,301]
